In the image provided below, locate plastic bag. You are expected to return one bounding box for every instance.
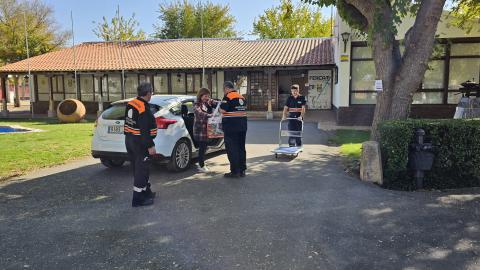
[207,102,224,138]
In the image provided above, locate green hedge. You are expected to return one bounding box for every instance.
[378,119,480,190]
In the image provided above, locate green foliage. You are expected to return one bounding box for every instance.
[0,119,95,181]
[93,12,146,41]
[379,119,480,190]
[0,0,69,65]
[153,0,236,39]
[253,0,332,39]
[448,0,480,33]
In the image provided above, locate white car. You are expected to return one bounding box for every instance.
[91,95,224,171]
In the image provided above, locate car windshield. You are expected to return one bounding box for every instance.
[102,102,162,120]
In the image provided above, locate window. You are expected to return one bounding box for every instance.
[153,74,168,94]
[102,103,126,120]
[352,46,372,59]
[194,74,201,92]
[107,74,122,101]
[412,92,443,104]
[350,43,456,104]
[351,92,377,104]
[125,74,138,98]
[80,75,94,101]
[422,60,444,89]
[37,75,50,101]
[448,58,480,90]
[172,73,185,94]
[350,59,377,105]
[211,73,217,98]
[451,43,480,56]
[139,74,151,84]
[51,75,64,101]
[64,76,77,99]
[351,61,376,91]
[94,77,103,101]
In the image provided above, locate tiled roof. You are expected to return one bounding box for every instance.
[0,38,334,73]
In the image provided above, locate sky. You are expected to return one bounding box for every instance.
[41,0,334,43]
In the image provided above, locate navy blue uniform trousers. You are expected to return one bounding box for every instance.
[224,130,247,174]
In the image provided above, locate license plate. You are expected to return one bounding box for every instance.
[107,125,123,134]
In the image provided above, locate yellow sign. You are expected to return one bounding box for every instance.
[340,55,349,62]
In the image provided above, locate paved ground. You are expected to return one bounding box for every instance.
[0,121,479,270]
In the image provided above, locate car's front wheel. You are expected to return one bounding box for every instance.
[100,158,125,168]
[167,139,192,172]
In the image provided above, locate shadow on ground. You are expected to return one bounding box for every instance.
[0,145,479,269]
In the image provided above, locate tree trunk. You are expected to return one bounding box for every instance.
[389,0,446,119]
[369,8,399,141]
[370,0,447,140]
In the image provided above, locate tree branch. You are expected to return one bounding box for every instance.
[343,0,376,25]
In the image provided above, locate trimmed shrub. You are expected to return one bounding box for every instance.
[378,119,480,190]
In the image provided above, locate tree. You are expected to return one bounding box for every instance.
[448,0,480,33]
[304,0,476,140]
[0,0,69,106]
[0,0,69,65]
[253,0,333,39]
[153,0,237,39]
[93,12,146,41]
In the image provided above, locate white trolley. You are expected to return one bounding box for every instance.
[272,118,304,158]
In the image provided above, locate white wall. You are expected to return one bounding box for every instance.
[333,14,352,108]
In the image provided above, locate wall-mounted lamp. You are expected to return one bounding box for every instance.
[341,32,351,53]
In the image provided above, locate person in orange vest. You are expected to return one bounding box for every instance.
[219,81,247,178]
[282,84,306,147]
[124,83,157,207]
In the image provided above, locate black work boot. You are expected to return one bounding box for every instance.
[132,191,154,207]
[144,183,156,199]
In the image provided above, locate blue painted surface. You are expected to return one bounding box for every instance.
[0,126,28,133]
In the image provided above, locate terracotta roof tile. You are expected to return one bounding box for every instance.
[0,38,334,73]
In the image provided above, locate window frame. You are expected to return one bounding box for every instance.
[349,38,480,106]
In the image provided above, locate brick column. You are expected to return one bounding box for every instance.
[1,75,9,117]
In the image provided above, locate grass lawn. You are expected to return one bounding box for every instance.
[0,119,95,181]
[329,129,371,176]
[329,129,371,158]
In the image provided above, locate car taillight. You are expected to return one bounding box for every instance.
[156,117,177,129]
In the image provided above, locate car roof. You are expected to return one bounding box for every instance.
[111,95,196,105]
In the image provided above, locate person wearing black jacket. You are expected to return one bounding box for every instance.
[124,83,157,207]
[219,81,248,178]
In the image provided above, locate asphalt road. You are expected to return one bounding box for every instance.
[0,121,479,270]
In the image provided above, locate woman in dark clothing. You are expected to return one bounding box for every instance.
[193,88,217,172]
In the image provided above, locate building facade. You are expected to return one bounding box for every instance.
[0,14,479,125]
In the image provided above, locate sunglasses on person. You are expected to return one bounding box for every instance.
[291,87,299,90]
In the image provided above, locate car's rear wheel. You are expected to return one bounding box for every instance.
[167,139,192,172]
[100,158,125,168]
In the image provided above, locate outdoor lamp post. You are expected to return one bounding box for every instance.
[341,32,351,53]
